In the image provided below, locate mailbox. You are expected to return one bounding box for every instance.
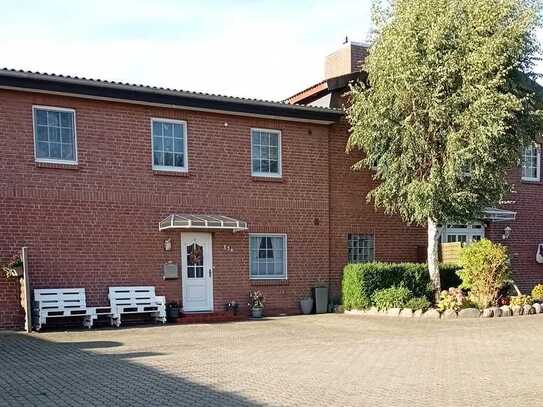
[162,263,179,280]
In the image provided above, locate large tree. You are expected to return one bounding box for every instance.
[348,0,543,300]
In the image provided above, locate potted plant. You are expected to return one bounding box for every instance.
[2,253,23,279]
[248,291,265,318]
[224,301,239,315]
[300,295,314,315]
[166,302,180,321]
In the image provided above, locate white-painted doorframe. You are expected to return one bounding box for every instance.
[181,232,214,312]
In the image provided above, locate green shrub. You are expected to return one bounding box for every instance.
[531,284,543,301]
[437,287,471,311]
[342,263,367,309]
[458,239,511,309]
[371,286,412,310]
[404,296,431,311]
[510,295,533,306]
[341,262,461,310]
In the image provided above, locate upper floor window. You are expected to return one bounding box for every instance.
[441,224,484,244]
[249,234,287,279]
[522,143,541,182]
[251,128,281,177]
[33,106,77,164]
[151,118,187,172]
[348,234,374,263]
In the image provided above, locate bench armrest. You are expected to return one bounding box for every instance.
[153,296,166,306]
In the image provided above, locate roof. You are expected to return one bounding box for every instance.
[0,68,344,125]
[159,214,248,232]
[285,71,367,107]
[285,80,328,104]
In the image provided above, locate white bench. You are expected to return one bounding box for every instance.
[33,288,112,331]
[108,286,166,327]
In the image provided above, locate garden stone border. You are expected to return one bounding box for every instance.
[344,303,543,320]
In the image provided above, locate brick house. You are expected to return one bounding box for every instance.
[1,43,542,329]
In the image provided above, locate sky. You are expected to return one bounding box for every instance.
[0,0,373,101]
[1,1,542,102]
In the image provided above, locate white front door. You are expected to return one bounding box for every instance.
[181,232,213,312]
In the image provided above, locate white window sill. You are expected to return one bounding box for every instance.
[251,172,282,178]
[152,165,188,173]
[35,158,78,165]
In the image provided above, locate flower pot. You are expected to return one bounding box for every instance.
[251,307,263,318]
[300,298,314,314]
[166,305,180,321]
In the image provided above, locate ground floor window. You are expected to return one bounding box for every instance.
[249,234,287,279]
[348,234,374,263]
[441,224,484,244]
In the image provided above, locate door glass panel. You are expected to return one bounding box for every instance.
[186,243,204,279]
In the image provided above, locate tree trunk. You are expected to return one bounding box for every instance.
[427,217,441,303]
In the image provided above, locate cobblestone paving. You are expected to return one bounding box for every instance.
[2,314,543,406]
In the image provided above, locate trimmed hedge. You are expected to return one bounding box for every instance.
[341,262,462,310]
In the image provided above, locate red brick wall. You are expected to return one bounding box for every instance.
[0,89,330,328]
[0,278,23,329]
[485,169,543,293]
[327,120,427,298]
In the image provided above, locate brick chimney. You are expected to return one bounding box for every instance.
[324,41,368,80]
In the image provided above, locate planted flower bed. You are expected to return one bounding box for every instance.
[342,240,543,321]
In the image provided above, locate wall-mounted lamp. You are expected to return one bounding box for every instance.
[502,226,512,240]
[164,238,172,251]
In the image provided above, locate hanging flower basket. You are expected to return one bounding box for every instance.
[2,253,23,279]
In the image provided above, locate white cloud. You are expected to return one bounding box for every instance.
[0,1,372,100]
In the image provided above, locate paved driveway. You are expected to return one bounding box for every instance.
[2,314,543,406]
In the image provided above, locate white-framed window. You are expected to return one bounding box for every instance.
[32,106,77,164]
[249,234,287,279]
[251,128,281,177]
[151,118,188,172]
[347,234,374,263]
[522,143,541,182]
[441,224,484,244]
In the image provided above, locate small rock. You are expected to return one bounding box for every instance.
[458,308,481,318]
[422,309,441,319]
[490,307,502,317]
[334,305,344,313]
[523,304,535,315]
[500,305,512,317]
[413,309,424,318]
[511,305,523,316]
[532,303,541,314]
[399,308,413,318]
[387,308,401,317]
[482,308,494,318]
[441,309,458,319]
